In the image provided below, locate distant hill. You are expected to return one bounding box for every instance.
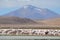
[0,16,37,24]
[37,18,60,25]
[3,5,60,20]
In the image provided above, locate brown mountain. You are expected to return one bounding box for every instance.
[0,16,37,24]
[37,18,60,25]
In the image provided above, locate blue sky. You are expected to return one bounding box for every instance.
[0,0,60,15]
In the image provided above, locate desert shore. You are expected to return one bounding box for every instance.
[0,24,60,29]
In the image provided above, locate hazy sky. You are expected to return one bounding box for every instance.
[0,0,60,15]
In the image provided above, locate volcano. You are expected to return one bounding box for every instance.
[3,5,60,19]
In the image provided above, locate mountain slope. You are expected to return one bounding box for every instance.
[37,18,60,25]
[0,16,37,24]
[3,5,59,19]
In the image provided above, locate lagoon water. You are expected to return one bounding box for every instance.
[0,36,60,40]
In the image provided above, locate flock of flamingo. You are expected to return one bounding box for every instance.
[0,29,60,36]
